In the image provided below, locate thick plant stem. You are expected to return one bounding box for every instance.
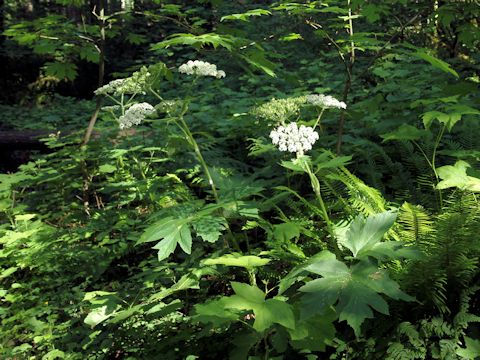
[178,116,219,203]
[432,123,446,209]
[303,161,339,254]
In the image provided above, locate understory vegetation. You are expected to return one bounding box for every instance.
[0,0,479,359]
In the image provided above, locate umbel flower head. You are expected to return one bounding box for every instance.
[95,67,152,97]
[270,122,319,156]
[118,102,155,129]
[178,60,226,79]
[306,94,347,109]
[252,96,306,124]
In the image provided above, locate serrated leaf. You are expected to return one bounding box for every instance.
[288,311,336,352]
[436,160,480,192]
[273,222,301,242]
[151,33,235,51]
[149,273,199,301]
[139,217,192,261]
[223,282,295,332]
[381,124,427,142]
[221,9,271,22]
[300,251,413,336]
[412,49,458,78]
[194,297,239,326]
[84,305,117,328]
[339,211,397,258]
[240,49,277,77]
[44,61,78,81]
[192,215,226,243]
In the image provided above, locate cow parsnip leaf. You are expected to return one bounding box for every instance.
[300,251,413,336]
[436,161,480,192]
[224,282,295,332]
[381,124,427,142]
[339,211,397,258]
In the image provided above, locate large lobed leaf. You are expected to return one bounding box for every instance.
[300,251,414,337]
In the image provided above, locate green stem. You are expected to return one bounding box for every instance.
[313,107,325,132]
[303,160,339,253]
[149,80,240,250]
[177,116,219,203]
[432,124,446,209]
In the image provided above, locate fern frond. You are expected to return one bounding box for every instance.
[397,202,434,244]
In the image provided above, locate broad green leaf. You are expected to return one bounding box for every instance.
[191,215,226,243]
[149,273,199,301]
[278,251,332,295]
[339,211,397,258]
[381,124,427,142]
[289,312,336,352]
[109,305,143,324]
[422,111,450,129]
[44,61,78,81]
[221,9,271,22]
[436,161,480,192]
[314,155,352,170]
[194,297,239,326]
[152,231,179,261]
[139,217,192,261]
[223,282,295,332]
[422,104,479,131]
[176,223,192,254]
[412,49,458,78]
[84,305,118,328]
[281,159,306,172]
[230,331,262,360]
[273,222,301,242]
[42,349,66,360]
[240,50,277,77]
[145,299,182,316]
[79,45,99,63]
[300,251,413,336]
[0,267,18,279]
[98,164,116,174]
[456,337,480,359]
[151,33,235,51]
[204,253,270,268]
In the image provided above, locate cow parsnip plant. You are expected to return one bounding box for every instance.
[1,0,480,359]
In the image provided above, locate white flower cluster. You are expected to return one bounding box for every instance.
[118,102,155,129]
[306,94,347,109]
[95,67,151,96]
[270,122,319,156]
[178,60,226,79]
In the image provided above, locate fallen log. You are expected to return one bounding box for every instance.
[0,130,55,149]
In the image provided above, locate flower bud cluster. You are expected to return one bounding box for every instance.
[270,122,319,156]
[157,100,184,115]
[306,94,347,109]
[252,96,306,123]
[95,67,151,97]
[178,60,226,79]
[118,102,155,129]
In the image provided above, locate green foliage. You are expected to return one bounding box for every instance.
[1,0,480,358]
[298,212,415,337]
